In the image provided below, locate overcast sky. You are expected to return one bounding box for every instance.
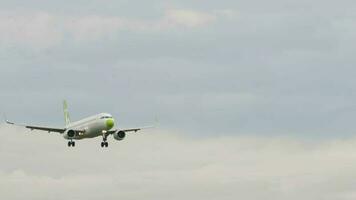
[1,0,356,199]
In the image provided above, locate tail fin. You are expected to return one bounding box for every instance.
[63,100,71,126]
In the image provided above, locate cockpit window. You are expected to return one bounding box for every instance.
[100,116,112,119]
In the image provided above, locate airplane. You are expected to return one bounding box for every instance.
[5,100,154,148]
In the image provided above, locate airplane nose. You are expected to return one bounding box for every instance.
[106,119,115,129]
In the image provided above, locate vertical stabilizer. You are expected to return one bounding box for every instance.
[63,100,71,127]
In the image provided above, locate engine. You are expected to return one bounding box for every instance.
[113,131,126,141]
[64,129,76,139]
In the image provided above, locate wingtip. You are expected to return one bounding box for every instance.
[3,114,14,125]
[6,120,14,125]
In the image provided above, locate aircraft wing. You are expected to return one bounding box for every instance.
[121,126,150,132]
[108,126,155,134]
[108,117,158,134]
[5,120,66,133]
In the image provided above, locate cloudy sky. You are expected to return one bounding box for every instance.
[1,0,356,199]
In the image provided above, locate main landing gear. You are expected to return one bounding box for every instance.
[68,141,75,147]
[101,141,108,148]
[101,131,109,148]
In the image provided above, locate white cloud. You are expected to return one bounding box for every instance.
[64,15,151,41]
[63,9,227,41]
[0,125,356,199]
[0,12,62,48]
[214,9,239,19]
[0,9,232,47]
[163,9,217,28]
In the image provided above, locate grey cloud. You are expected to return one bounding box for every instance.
[0,0,356,136]
[1,1,356,199]
[1,125,356,199]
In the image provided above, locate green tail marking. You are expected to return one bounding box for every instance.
[63,100,71,126]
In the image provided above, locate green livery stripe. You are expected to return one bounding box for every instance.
[106,119,115,129]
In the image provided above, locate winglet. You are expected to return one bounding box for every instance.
[3,114,14,125]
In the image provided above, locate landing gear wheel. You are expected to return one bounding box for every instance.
[101,142,108,147]
[68,141,75,147]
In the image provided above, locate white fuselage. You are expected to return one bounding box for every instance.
[63,113,115,140]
